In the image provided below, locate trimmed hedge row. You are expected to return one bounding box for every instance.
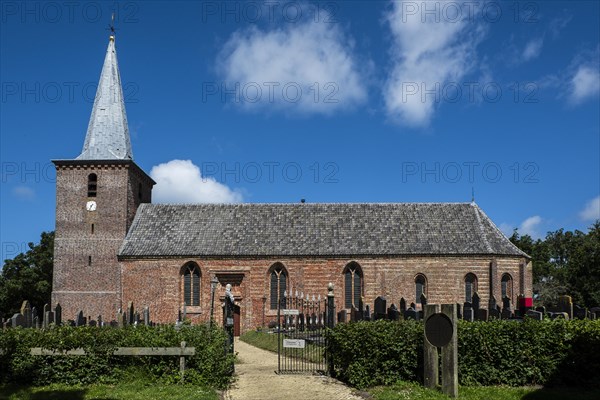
[0,324,234,388]
[326,319,600,389]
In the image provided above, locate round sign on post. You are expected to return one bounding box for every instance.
[425,313,454,348]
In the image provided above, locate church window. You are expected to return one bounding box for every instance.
[87,173,97,197]
[465,273,478,303]
[501,273,513,300]
[415,274,427,303]
[344,262,363,309]
[269,263,287,310]
[182,262,201,307]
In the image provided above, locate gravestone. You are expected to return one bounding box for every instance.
[535,306,546,315]
[573,305,587,320]
[44,310,54,328]
[502,296,511,311]
[144,307,150,326]
[557,296,573,319]
[42,304,50,328]
[551,312,568,320]
[456,303,462,320]
[374,296,387,320]
[31,307,38,328]
[364,305,371,321]
[388,304,399,321]
[11,313,25,328]
[351,306,360,322]
[475,308,488,322]
[463,302,473,322]
[400,298,407,313]
[89,320,97,327]
[420,293,427,307]
[489,308,500,319]
[128,301,135,325]
[404,307,417,320]
[54,303,62,326]
[75,311,85,327]
[97,315,103,327]
[590,307,600,320]
[337,310,347,323]
[21,301,31,328]
[501,308,512,320]
[117,309,125,328]
[526,310,543,320]
[488,295,497,311]
[472,293,480,311]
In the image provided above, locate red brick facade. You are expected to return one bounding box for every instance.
[52,160,154,320]
[120,255,531,333]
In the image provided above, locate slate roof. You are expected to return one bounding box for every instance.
[118,202,528,258]
[77,36,133,161]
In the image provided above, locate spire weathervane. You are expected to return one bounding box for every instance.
[107,12,116,38]
[471,187,475,203]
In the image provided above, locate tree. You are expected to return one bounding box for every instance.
[0,231,54,318]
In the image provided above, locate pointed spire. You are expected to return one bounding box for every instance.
[77,35,132,160]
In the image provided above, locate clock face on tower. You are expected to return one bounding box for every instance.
[86,200,97,212]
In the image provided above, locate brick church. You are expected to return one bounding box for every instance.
[52,35,532,334]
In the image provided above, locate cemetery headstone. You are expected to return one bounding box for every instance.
[54,303,62,326]
[400,298,407,313]
[404,307,417,320]
[388,304,399,321]
[11,313,25,328]
[374,296,387,320]
[472,293,480,311]
[526,310,543,320]
[476,308,488,322]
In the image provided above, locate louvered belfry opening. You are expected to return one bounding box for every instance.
[344,262,363,309]
[269,263,287,310]
[183,262,201,307]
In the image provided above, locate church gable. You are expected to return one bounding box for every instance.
[118,202,527,258]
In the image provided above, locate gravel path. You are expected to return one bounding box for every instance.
[224,339,365,400]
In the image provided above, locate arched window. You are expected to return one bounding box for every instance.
[344,262,363,309]
[465,273,478,303]
[87,173,97,197]
[415,274,427,303]
[182,262,201,307]
[501,273,513,300]
[269,263,287,310]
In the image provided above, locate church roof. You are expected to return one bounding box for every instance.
[118,202,528,258]
[77,36,133,160]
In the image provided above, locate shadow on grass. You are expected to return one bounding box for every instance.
[0,385,103,400]
[522,387,600,400]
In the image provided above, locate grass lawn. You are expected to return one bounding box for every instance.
[240,330,324,363]
[371,381,600,400]
[0,380,219,400]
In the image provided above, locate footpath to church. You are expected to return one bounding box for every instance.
[224,339,365,400]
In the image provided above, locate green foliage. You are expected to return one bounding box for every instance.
[0,232,54,318]
[0,324,234,389]
[509,221,600,308]
[326,320,423,388]
[326,319,600,389]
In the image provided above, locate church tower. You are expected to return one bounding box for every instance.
[52,34,155,320]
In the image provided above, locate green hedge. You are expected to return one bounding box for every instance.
[0,324,234,389]
[326,319,600,389]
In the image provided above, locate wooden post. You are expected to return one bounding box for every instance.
[180,341,186,383]
[424,304,440,389]
[441,304,458,398]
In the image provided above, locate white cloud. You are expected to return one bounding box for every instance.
[522,37,543,61]
[150,160,243,204]
[498,223,516,237]
[383,0,486,126]
[579,196,600,222]
[216,11,367,115]
[12,186,34,200]
[568,64,600,105]
[519,215,543,239]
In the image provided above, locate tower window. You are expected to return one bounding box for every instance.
[269,263,287,310]
[87,173,97,197]
[88,256,92,267]
[91,224,94,234]
[138,183,142,200]
[182,262,201,307]
[344,262,363,309]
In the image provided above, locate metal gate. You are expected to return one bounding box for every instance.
[277,287,335,374]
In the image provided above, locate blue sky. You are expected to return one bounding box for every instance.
[1,0,599,261]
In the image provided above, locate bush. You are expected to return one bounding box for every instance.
[326,319,600,389]
[0,324,234,389]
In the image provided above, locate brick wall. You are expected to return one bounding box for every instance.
[52,160,153,321]
[120,255,530,333]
